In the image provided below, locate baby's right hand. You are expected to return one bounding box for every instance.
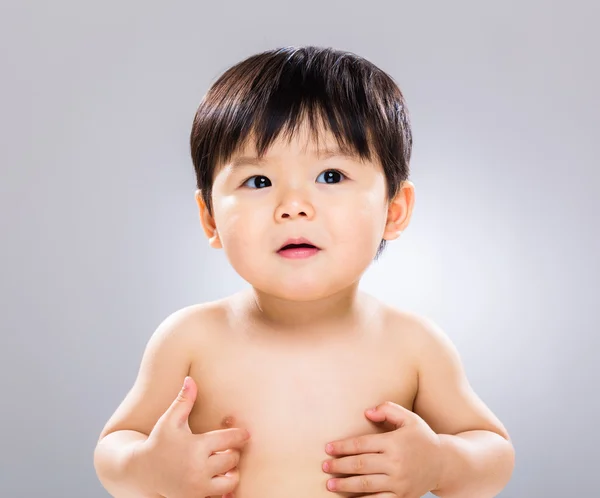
[135,376,251,498]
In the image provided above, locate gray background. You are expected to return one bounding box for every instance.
[1,1,598,497]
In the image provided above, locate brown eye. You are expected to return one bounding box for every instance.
[317,169,346,184]
[242,175,272,189]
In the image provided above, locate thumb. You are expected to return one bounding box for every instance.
[164,376,197,430]
[365,401,410,431]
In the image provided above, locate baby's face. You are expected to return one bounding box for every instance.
[198,122,394,301]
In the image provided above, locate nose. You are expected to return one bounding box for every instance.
[275,189,315,221]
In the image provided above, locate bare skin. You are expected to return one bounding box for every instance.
[97,123,510,498]
[97,287,509,498]
[185,289,419,498]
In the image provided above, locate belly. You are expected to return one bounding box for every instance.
[231,450,358,498]
[192,370,410,498]
[203,408,390,498]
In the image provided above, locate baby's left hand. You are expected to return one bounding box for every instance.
[323,401,443,497]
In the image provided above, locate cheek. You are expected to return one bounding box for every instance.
[331,192,386,244]
[219,213,244,244]
[213,199,268,255]
[212,195,243,239]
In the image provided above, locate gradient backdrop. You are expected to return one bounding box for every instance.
[1,1,598,496]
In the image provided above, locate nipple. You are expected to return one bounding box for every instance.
[221,415,236,428]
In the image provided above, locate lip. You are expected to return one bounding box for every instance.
[277,237,320,251]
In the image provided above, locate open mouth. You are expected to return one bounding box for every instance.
[277,242,321,259]
[278,243,317,251]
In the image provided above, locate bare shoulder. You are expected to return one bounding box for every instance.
[140,300,225,357]
[385,309,456,354]
[174,297,231,345]
[378,304,466,364]
[374,300,428,352]
[376,304,510,439]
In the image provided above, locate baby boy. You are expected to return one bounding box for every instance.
[94,45,515,498]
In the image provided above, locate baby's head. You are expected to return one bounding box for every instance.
[190,46,414,301]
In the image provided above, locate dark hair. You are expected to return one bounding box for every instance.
[190,45,412,260]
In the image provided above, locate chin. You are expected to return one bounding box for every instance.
[274,284,330,302]
[249,277,335,302]
[274,288,329,302]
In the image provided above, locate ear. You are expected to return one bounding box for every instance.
[195,189,222,249]
[382,181,415,241]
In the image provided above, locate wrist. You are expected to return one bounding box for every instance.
[431,434,450,493]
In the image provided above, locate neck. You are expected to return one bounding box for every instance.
[234,283,373,338]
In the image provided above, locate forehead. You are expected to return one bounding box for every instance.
[227,121,364,169]
[240,121,341,155]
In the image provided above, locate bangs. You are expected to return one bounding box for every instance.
[191,46,412,207]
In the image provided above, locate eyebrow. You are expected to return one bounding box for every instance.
[228,148,358,169]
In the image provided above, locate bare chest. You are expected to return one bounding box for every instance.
[187,321,417,459]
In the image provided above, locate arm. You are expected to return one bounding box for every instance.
[433,430,514,498]
[93,430,159,498]
[94,307,198,497]
[408,315,515,498]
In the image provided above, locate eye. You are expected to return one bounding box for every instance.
[241,175,272,189]
[316,169,347,184]
[240,169,348,189]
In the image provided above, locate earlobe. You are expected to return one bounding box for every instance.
[383,227,403,242]
[208,230,222,249]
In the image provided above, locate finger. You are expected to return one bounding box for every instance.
[207,449,240,476]
[208,467,239,496]
[326,433,384,456]
[323,453,390,476]
[327,473,389,494]
[159,376,198,431]
[202,427,251,453]
[354,493,396,498]
[365,401,411,430]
